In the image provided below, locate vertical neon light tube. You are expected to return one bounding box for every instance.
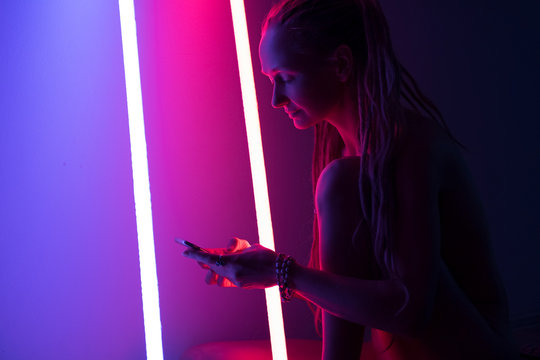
[118,1,164,359]
[229,1,288,359]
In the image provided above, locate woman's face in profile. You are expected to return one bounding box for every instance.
[259,24,343,130]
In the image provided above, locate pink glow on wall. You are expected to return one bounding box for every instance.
[135,0,270,357]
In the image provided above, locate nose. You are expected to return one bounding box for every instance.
[271,83,288,108]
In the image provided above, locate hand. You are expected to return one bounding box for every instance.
[196,238,251,287]
[183,239,278,289]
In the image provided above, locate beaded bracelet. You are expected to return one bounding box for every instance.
[276,254,295,302]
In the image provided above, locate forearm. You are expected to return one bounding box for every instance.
[290,262,414,335]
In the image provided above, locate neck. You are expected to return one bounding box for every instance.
[342,144,359,157]
[328,90,361,157]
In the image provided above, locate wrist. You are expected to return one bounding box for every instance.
[288,260,300,290]
[275,254,296,302]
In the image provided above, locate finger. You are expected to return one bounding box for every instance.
[227,238,238,252]
[183,249,218,267]
[197,261,210,270]
[217,276,235,288]
[226,238,251,252]
[206,247,225,255]
[205,271,218,285]
[226,238,240,252]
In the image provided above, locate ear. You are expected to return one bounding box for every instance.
[332,44,354,82]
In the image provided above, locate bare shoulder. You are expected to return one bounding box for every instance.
[315,156,360,211]
[315,157,374,279]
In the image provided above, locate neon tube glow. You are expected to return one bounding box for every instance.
[229,0,289,359]
[118,1,164,359]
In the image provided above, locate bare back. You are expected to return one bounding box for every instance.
[368,111,518,359]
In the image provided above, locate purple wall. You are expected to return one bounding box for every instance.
[0,1,146,358]
[1,0,538,359]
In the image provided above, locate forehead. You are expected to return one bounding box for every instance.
[259,25,315,75]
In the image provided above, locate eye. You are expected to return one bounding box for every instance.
[266,72,295,85]
[281,74,294,83]
[276,73,294,84]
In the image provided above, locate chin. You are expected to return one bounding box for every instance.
[293,121,314,130]
[292,116,318,130]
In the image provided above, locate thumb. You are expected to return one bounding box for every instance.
[227,237,251,252]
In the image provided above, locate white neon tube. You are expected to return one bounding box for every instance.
[118,1,164,359]
[229,1,288,359]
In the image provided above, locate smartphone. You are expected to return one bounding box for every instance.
[175,238,209,253]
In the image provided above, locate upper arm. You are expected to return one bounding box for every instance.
[315,158,365,277]
[316,158,367,358]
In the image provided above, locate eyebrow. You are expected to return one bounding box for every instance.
[261,67,291,76]
[260,68,276,76]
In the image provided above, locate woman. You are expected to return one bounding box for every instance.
[183,0,518,358]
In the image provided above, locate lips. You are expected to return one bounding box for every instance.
[286,109,300,117]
